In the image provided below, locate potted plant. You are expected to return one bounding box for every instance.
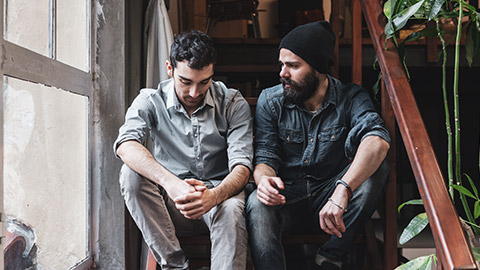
[382,0,480,268]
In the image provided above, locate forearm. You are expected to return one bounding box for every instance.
[341,136,390,191]
[213,164,250,204]
[116,140,180,186]
[253,163,277,185]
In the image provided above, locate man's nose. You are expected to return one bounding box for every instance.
[189,86,201,98]
[279,66,290,78]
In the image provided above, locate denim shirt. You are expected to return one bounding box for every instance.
[254,75,390,183]
[114,78,253,181]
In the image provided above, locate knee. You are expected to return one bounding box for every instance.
[245,190,279,226]
[219,194,245,216]
[119,164,144,197]
[214,192,246,225]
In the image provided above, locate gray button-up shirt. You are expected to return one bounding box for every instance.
[114,78,253,181]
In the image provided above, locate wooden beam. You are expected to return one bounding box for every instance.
[1,41,92,97]
[352,0,362,85]
[382,79,398,269]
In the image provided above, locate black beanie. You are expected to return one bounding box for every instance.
[279,21,335,74]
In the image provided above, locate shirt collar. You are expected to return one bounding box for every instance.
[165,78,214,112]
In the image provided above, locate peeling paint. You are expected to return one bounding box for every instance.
[95,1,106,28]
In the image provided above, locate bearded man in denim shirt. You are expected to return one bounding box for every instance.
[114,30,253,270]
[246,21,390,270]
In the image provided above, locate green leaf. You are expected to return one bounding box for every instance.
[385,20,396,40]
[399,212,429,245]
[401,25,439,46]
[385,0,393,19]
[465,16,480,67]
[392,0,427,30]
[398,199,424,213]
[461,218,480,230]
[425,0,445,20]
[395,254,436,270]
[465,173,478,198]
[474,201,480,219]
[472,247,480,261]
[462,1,478,13]
[451,184,477,199]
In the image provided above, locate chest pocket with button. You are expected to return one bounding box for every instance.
[278,128,304,162]
[317,125,346,163]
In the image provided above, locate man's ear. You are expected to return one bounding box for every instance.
[166,60,173,77]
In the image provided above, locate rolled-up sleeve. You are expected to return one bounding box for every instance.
[344,89,391,159]
[253,90,282,173]
[226,92,254,171]
[113,91,154,158]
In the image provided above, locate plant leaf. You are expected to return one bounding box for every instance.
[392,0,427,30]
[394,254,435,270]
[385,0,393,19]
[426,0,445,20]
[399,212,429,245]
[474,201,480,219]
[472,247,480,261]
[451,184,477,199]
[401,25,439,46]
[398,199,424,213]
[464,173,478,198]
[465,15,480,67]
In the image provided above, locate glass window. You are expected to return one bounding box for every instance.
[4,76,89,269]
[56,0,89,71]
[4,0,51,56]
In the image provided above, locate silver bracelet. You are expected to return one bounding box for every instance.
[328,198,347,212]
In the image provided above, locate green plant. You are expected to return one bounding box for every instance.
[382,0,480,268]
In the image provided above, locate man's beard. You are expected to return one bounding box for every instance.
[281,70,319,106]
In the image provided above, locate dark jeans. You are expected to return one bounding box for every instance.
[245,161,390,270]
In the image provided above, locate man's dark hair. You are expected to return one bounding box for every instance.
[169,30,217,70]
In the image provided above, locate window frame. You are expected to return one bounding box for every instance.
[1,0,95,269]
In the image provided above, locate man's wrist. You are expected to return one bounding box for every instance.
[335,179,353,200]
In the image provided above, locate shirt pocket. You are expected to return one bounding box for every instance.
[318,125,346,142]
[317,125,346,163]
[279,128,304,162]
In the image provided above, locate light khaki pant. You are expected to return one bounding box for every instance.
[119,164,248,270]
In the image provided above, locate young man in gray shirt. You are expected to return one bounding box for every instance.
[114,30,253,270]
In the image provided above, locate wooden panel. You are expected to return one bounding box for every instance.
[330,0,340,78]
[381,79,398,269]
[361,0,476,268]
[352,0,362,85]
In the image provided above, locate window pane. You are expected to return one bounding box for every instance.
[4,77,88,269]
[4,0,50,56]
[57,0,89,71]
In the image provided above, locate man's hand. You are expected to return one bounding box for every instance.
[319,185,349,238]
[173,179,216,219]
[256,175,286,206]
[163,177,206,203]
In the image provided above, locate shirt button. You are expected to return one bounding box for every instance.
[193,133,197,137]
[197,156,200,160]
[331,135,336,140]
[310,138,313,143]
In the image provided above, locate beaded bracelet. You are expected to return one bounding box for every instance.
[335,179,353,200]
